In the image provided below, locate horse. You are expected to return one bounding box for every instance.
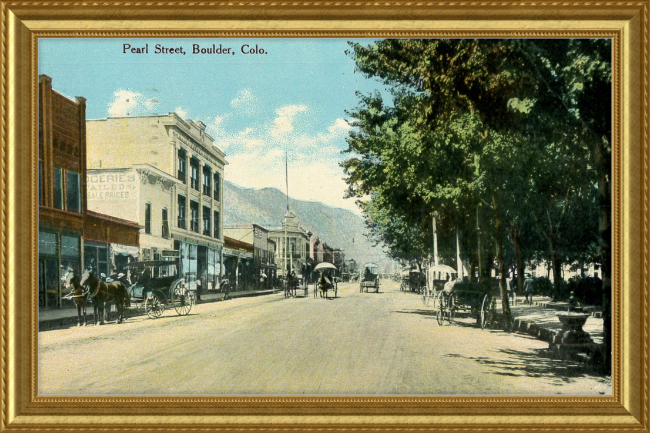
[79,269,131,325]
[62,267,88,326]
[318,273,333,299]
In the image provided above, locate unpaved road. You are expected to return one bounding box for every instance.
[39,281,611,395]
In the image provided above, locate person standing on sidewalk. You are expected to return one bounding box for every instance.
[524,274,534,305]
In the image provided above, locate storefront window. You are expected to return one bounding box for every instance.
[53,167,63,210]
[39,231,57,256]
[65,171,81,213]
[84,242,109,277]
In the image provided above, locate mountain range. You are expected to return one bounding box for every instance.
[223,180,391,269]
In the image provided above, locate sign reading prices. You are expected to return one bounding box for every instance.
[87,172,138,200]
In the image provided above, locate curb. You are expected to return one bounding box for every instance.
[39,289,277,332]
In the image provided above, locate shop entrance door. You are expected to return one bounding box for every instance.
[38,257,59,308]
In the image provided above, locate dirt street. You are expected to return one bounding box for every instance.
[39,281,611,395]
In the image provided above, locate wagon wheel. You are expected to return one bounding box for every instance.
[447,294,456,324]
[421,288,430,307]
[144,292,165,319]
[436,294,445,326]
[172,284,194,316]
[480,294,491,329]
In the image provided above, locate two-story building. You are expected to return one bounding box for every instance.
[86,113,227,288]
[38,75,139,309]
[224,223,277,289]
[268,211,311,279]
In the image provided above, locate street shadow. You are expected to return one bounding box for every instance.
[395,309,439,318]
[444,347,610,383]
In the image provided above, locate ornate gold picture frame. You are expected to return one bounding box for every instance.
[3,2,648,431]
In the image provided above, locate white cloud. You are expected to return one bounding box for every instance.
[230,89,259,115]
[144,97,160,111]
[174,106,188,119]
[107,90,142,117]
[271,104,308,137]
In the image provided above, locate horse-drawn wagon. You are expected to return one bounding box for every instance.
[400,270,426,293]
[422,264,458,307]
[126,259,196,319]
[360,263,380,293]
[436,280,497,328]
[314,262,337,299]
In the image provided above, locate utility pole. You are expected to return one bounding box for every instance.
[432,213,439,266]
[456,226,463,280]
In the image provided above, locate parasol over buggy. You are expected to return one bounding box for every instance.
[314,262,337,299]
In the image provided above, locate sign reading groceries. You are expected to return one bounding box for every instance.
[87,172,137,200]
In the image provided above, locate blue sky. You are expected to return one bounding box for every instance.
[39,38,386,214]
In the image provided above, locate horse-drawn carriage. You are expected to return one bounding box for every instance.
[360,263,380,293]
[400,270,426,293]
[436,279,497,328]
[284,273,308,297]
[314,262,338,299]
[126,259,196,319]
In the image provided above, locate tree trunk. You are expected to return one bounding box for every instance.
[495,206,512,331]
[512,226,525,295]
[549,240,563,301]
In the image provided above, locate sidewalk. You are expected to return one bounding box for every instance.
[38,287,278,331]
[495,296,604,361]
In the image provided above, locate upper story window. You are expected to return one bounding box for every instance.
[53,167,63,210]
[177,148,187,183]
[202,205,211,236]
[190,201,199,233]
[190,158,200,191]
[162,208,170,239]
[65,171,81,213]
[203,166,212,197]
[177,195,186,229]
[213,172,221,201]
[145,203,152,234]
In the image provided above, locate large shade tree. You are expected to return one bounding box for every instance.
[343,38,609,359]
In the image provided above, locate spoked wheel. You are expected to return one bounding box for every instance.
[437,295,445,326]
[480,294,490,329]
[447,294,456,324]
[421,288,430,307]
[172,285,194,316]
[145,295,164,319]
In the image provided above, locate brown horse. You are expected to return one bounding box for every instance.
[80,269,130,325]
[62,267,88,326]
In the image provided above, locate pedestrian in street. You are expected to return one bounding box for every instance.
[524,274,534,305]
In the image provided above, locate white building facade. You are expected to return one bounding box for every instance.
[86,114,227,288]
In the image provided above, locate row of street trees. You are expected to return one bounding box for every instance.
[342,39,611,370]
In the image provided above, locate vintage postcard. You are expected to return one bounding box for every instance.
[35,37,614,397]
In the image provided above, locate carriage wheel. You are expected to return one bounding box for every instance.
[480,294,490,329]
[421,289,430,307]
[447,294,456,324]
[436,296,445,326]
[145,295,164,319]
[172,285,194,316]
